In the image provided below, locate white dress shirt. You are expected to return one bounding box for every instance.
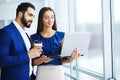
[13,21,32,76]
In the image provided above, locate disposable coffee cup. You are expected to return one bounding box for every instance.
[34,40,42,47]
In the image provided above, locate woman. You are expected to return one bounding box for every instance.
[31,7,80,80]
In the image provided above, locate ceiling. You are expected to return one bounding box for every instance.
[0,0,18,3]
[0,0,40,3]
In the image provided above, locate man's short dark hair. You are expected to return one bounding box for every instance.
[16,2,35,17]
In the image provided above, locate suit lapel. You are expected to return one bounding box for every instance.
[9,22,27,51]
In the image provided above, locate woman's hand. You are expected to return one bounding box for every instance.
[40,55,53,63]
[69,48,80,62]
[33,55,53,65]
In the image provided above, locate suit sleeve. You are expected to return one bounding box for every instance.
[0,29,30,68]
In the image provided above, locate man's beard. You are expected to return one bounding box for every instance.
[21,15,31,28]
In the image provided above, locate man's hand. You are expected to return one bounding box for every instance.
[28,46,42,59]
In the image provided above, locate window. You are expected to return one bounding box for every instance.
[75,0,104,79]
[112,0,120,79]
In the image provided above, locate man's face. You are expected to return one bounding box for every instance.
[21,7,35,28]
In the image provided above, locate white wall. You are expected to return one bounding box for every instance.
[43,0,76,32]
[0,0,44,35]
[54,0,69,32]
[43,0,70,32]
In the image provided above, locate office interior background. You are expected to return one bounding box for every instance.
[0,0,120,80]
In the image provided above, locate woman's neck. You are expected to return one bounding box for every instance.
[41,29,56,38]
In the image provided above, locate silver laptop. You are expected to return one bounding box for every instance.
[49,32,91,59]
[60,32,91,58]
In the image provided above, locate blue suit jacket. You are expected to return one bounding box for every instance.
[0,22,30,80]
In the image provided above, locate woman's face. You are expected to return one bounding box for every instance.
[42,10,54,28]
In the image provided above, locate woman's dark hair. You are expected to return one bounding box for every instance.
[16,2,35,17]
[37,7,57,33]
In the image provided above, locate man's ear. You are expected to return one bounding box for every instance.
[18,11,23,18]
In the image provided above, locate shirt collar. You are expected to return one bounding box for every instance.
[13,20,27,33]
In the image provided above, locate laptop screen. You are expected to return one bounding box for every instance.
[60,32,91,57]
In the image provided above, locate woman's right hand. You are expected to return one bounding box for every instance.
[40,55,53,63]
[33,55,53,65]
